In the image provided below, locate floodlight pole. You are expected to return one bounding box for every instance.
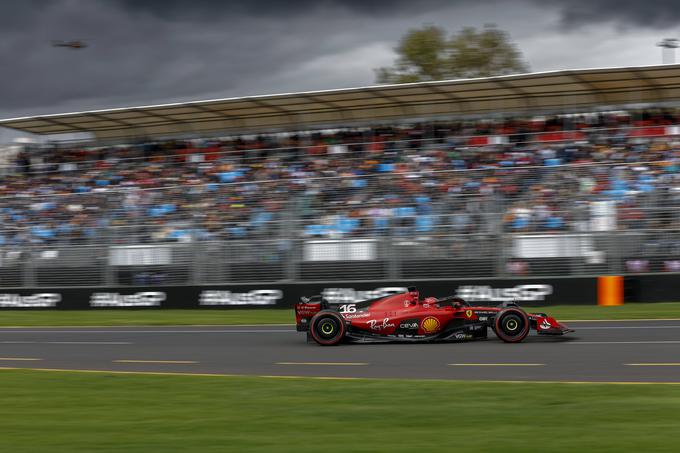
[657,38,679,64]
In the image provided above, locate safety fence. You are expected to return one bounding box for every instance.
[0,229,680,288]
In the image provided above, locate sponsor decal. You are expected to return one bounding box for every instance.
[368,318,395,330]
[456,285,553,302]
[399,322,418,329]
[200,290,283,306]
[421,316,441,334]
[321,287,408,304]
[465,309,473,318]
[539,319,552,330]
[454,333,472,340]
[90,292,165,307]
[343,313,370,319]
[0,293,61,308]
[338,304,356,313]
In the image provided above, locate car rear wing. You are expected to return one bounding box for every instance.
[295,297,323,331]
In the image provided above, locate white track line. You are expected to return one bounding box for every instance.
[0,324,297,329]
[0,357,42,361]
[449,363,544,367]
[0,341,132,345]
[625,363,680,366]
[1,366,680,384]
[569,340,680,345]
[574,325,680,330]
[0,319,678,330]
[276,362,368,366]
[114,360,198,364]
[3,325,678,334]
[0,329,296,334]
[563,318,680,322]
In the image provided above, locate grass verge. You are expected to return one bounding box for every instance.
[536,302,680,321]
[2,302,680,326]
[0,309,295,326]
[0,368,678,452]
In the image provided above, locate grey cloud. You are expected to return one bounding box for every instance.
[539,0,680,28]
[2,0,468,118]
[115,0,462,19]
[0,0,669,124]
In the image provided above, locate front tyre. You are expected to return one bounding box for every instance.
[309,311,346,346]
[494,308,530,343]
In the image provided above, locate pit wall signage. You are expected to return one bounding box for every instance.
[0,277,606,309]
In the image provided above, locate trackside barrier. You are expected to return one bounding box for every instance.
[598,276,624,306]
[0,277,596,309]
[0,275,676,309]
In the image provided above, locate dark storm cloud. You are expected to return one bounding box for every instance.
[1,0,675,124]
[116,0,459,18]
[540,0,680,28]
[0,0,467,119]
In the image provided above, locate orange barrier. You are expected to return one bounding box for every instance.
[597,276,624,306]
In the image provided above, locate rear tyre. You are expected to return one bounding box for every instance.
[309,311,346,346]
[494,308,530,343]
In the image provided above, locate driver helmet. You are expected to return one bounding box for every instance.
[423,297,438,306]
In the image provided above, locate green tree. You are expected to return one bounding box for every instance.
[376,24,529,84]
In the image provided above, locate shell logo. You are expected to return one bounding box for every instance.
[421,316,440,333]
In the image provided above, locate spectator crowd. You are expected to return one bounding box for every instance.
[1,109,680,246]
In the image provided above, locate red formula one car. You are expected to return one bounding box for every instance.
[295,287,573,345]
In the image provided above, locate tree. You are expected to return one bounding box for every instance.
[376,24,529,84]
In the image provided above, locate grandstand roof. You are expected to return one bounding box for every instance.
[4,64,680,140]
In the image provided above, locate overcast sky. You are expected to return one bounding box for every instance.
[2,0,679,124]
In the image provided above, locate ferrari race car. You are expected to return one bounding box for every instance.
[295,287,573,346]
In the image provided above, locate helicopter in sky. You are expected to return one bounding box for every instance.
[52,40,88,49]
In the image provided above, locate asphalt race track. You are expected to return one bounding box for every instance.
[1,320,680,382]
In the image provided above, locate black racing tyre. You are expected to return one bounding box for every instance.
[309,311,346,346]
[494,308,530,343]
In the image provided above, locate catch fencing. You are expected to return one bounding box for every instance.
[0,229,678,288]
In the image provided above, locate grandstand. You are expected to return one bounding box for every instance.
[2,65,680,288]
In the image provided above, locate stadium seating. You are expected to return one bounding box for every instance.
[1,109,680,247]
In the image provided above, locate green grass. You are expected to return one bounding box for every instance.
[1,302,680,327]
[533,302,680,321]
[0,369,678,452]
[0,309,294,326]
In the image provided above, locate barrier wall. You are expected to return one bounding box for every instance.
[0,277,596,309]
[0,275,673,309]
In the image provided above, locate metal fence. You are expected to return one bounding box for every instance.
[0,228,679,287]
